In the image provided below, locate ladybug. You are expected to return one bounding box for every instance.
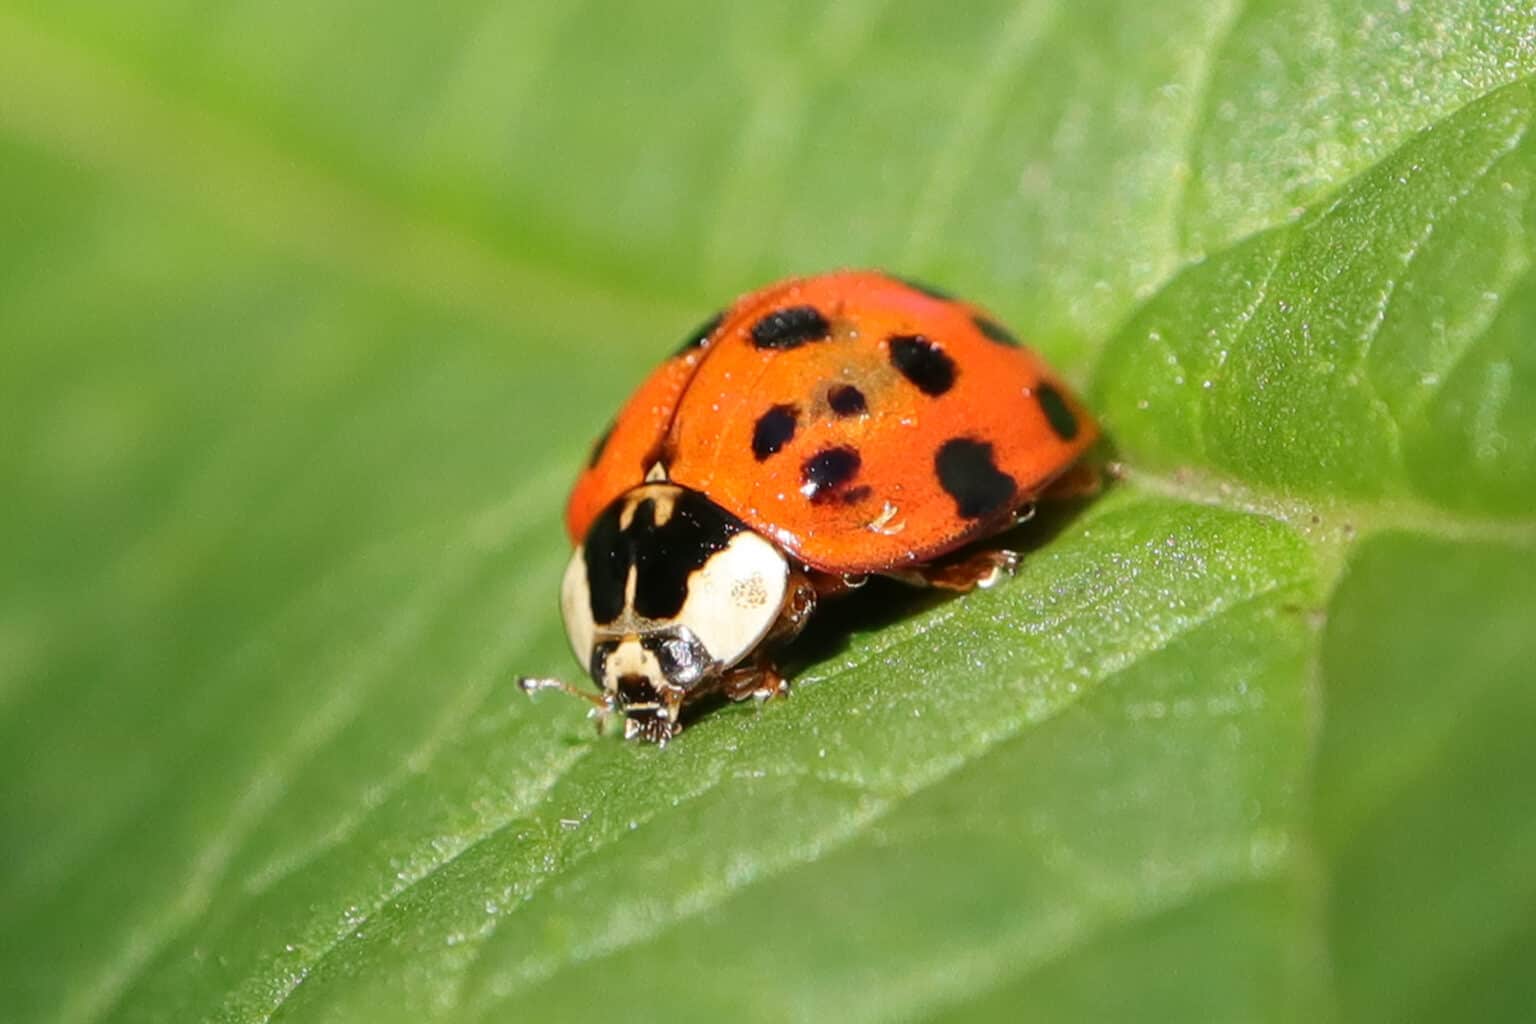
[520,270,1098,744]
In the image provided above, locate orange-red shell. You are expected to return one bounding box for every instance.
[566,271,1097,575]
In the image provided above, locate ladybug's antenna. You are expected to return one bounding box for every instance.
[518,675,616,735]
[518,676,608,710]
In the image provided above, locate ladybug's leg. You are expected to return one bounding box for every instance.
[896,548,1022,593]
[768,572,818,642]
[1042,459,1102,500]
[715,572,814,703]
[721,656,789,703]
[704,573,812,707]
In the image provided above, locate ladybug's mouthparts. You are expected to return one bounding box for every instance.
[615,674,680,745]
[622,712,677,744]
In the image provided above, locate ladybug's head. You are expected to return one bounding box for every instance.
[559,483,790,742]
[581,630,708,742]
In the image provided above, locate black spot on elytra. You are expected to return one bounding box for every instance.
[674,311,724,356]
[888,335,956,396]
[801,447,862,504]
[587,421,615,468]
[752,404,798,461]
[1035,383,1079,441]
[827,384,867,417]
[935,438,1017,520]
[581,486,746,624]
[973,315,1020,347]
[842,485,873,505]
[889,274,954,301]
[751,305,830,349]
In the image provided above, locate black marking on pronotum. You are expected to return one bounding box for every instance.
[1035,383,1079,441]
[888,335,956,396]
[587,420,616,468]
[889,274,954,301]
[935,438,1017,520]
[800,447,862,504]
[752,404,799,461]
[583,501,630,625]
[587,641,616,689]
[973,315,1021,347]
[827,384,868,417]
[630,490,745,619]
[582,487,747,623]
[674,311,725,356]
[751,305,831,349]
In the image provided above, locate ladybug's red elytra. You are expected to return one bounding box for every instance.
[520,270,1098,744]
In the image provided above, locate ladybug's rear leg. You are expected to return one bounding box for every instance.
[890,548,1022,593]
[1043,459,1102,500]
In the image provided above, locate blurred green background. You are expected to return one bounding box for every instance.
[2,2,1535,1022]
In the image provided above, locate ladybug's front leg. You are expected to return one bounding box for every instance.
[717,574,814,703]
[721,656,789,703]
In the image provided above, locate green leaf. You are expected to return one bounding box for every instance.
[1,3,1533,1023]
[1096,77,1536,508]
